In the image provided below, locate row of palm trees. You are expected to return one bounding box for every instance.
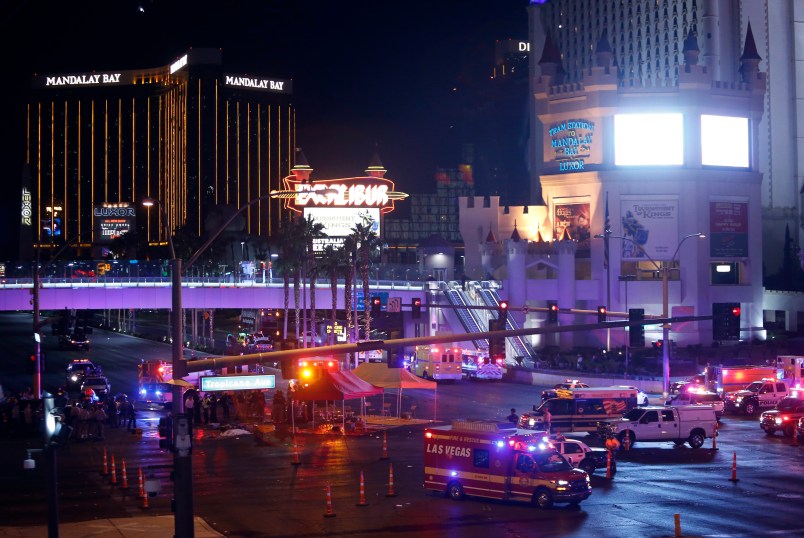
[273,214,384,347]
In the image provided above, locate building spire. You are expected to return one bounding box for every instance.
[739,22,762,83]
[365,145,387,178]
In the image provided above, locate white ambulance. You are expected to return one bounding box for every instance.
[423,419,592,508]
[413,345,462,381]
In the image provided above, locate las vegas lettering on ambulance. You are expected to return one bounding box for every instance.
[423,419,591,509]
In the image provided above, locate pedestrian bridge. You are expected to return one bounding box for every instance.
[0,277,429,312]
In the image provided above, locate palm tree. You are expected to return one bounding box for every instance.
[275,219,304,340]
[299,215,326,346]
[342,237,356,342]
[349,217,383,339]
[318,245,350,344]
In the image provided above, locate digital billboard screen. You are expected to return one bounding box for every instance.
[614,113,684,166]
[93,206,135,244]
[701,115,749,168]
[304,207,380,252]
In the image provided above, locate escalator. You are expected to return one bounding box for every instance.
[479,287,535,359]
[443,288,488,350]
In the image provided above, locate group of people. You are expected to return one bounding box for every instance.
[183,391,231,425]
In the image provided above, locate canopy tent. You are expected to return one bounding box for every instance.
[291,370,383,432]
[294,370,382,401]
[352,363,437,420]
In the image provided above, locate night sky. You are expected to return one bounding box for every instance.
[0,0,530,259]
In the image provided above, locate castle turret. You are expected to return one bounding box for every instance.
[365,149,387,178]
[506,222,527,307]
[479,225,497,277]
[739,22,762,85]
[291,147,313,183]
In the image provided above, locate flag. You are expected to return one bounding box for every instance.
[603,192,610,270]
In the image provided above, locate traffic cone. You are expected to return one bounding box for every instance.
[674,513,681,538]
[323,483,336,517]
[624,430,631,451]
[380,431,389,460]
[120,458,128,489]
[605,450,612,479]
[356,471,368,507]
[712,421,719,450]
[101,447,108,476]
[140,487,150,509]
[291,437,301,466]
[110,454,117,485]
[138,467,145,499]
[385,463,398,497]
[729,451,739,482]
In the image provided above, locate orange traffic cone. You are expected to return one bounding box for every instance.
[120,458,128,489]
[291,437,301,466]
[729,451,739,482]
[323,483,336,517]
[712,421,719,450]
[624,430,631,451]
[605,450,612,479]
[110,454,117,485]
[385,463,398,497]
[356,471,368,507]
[141,488,150,509]
[380,431,389,460]
[101,447,108,476]
[138,467,145,499]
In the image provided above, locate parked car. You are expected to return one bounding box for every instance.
[665,390,724,419]
[760,397,804,437]
[66,358,101,389]
[550,437,616,477]
[541,380,589,400]
[249,337,274,353]
[80,375,110,400]
[59,331,90,351]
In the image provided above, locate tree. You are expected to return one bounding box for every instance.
[299,215,326,346]
[349,216,383,339]
[274,219,304,340]
[342,237,356,343]
[318,245,350,344]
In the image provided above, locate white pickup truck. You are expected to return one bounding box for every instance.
[605,405,717,449]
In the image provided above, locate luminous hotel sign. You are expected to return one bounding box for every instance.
[282,176,407,214]
[549,119,595,172]
[33,71,134,89]
[224,74,292,93]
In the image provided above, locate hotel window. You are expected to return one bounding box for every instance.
[710,261,745,285]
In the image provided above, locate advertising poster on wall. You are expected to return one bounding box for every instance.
[304,207,380,253]
[554,201,591,258]
[93,205,135,244]
[619,199,679,261]
[709,201,748,258]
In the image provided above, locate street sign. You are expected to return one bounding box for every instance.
[387,297,401,313]
[200,375,276,392]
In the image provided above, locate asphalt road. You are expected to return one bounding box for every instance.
[2,312,804,537]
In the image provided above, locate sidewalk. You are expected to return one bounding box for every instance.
[0,515,223,538]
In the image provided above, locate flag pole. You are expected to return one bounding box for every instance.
[604,192,611,351]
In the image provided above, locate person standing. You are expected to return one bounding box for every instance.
[543,407,552,433]
[506,408,519,425]
[201,395,210,424]
[184,392,196,424]
[125,400,137,431]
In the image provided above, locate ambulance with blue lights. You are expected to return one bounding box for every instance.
[423,419,592,508]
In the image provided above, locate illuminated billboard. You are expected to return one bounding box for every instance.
[709,201,748,257]
[553,201,591,258]
[619,198,679,261]
[701,115,749,168]
[280,176,407,215]
[93,205,135,244]
[304,207,380,252]
[614,113,684,166]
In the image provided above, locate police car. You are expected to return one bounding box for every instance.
[549,437,615,477]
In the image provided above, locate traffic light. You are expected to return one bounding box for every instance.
[628,308,645,347]
[412,298,422,319]
[713,302,741,341]
[547,301,558,324]
[388,348,406,369]
[371,296,381,316]
[597,306,607,323]
[28,353,37,374]
[158,416,173,451]
[498,300,509,326]
[488,318,505,361]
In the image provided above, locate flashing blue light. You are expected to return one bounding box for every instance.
[496,440,504,448]
[155,391,162,397]
[528,445,537,451]
[450,471,457,477]
[139,388,146,395]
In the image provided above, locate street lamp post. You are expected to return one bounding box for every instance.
[144,193,273,537]
[597,232,704,397]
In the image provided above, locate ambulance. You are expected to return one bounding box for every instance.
[519,386,639,434]
[413,345,462,381]
[423,419,592,509]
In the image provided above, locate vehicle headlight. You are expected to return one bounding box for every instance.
[735,396,743,403]
[139,388,146,395]
[71,375,78,382]
[528,418,536,427]
[775,417,783,425]
[556,480,569,486]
